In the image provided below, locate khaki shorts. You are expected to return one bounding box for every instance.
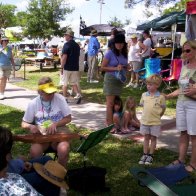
[130,61,142,72]
[140,124,161,137]
[63,70,79,86]
[0,66,12,78]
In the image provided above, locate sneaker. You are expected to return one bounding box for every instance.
[145,155,153,165]
[67,89,74,96]
[138,154,148,165]
[0,94,5,100]
[74,94,81,99]
[126,82,134,88]
[90,80,99,83]
[133,83,138,88]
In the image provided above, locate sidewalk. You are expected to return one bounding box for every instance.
[0,82,180,152]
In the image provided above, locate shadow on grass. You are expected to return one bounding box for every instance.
[68,136,177,195]
[29,67,59,73]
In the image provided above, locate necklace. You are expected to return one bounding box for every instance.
[40,98,51,119]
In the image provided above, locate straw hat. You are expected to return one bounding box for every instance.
[90,29,98,36]
[38,82,57,94]
[64,29,74,37]
[130,34,137,39]
[33,160,69,190]
[1,37,9,41]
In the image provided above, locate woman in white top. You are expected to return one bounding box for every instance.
[139,30,152,67]
[127,34,145,88]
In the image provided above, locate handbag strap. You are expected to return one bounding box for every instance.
[112,52,119,66]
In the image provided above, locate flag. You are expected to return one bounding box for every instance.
[80,15,87,30]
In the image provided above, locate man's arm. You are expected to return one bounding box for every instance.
[61,54,67,74]
[21,121,40,134]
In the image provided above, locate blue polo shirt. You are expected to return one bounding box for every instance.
[62,40,80,71]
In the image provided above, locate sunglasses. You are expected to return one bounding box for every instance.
[182,49,191,53]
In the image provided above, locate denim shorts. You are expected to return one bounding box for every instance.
[140,124,161,137]
[176,100,196,135]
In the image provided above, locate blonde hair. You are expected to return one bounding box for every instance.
[124,96,137,118]
[181,40,196,59]
[146,74,162,87]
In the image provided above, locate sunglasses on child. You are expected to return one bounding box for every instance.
[182,49,191,54]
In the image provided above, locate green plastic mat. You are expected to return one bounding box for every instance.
[130,168,177,196]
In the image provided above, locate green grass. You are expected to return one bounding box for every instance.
[2,66,182,194]
[15,65,177,116]
[0,104,180,195]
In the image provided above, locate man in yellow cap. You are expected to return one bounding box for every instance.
[21,77,72,168]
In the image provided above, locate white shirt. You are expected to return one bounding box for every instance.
[23,93,71,125]
[142,38,151,57]
[128,42,141,62]
[0,173,41,195]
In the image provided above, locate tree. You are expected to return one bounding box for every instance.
[124,0,179,8]
[24,0,73,38]
[0,3,17,28]
[108,17,124,28]
[15,11,29,27]
[163,0,188,14]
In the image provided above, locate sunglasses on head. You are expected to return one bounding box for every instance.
[182,49,191,53]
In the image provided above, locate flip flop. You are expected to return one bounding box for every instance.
[169,159,184,166]
[185,164,196,173]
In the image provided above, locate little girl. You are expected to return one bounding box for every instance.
[110,96,123,134]
[121,96,140,134]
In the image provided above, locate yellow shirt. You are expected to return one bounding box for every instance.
[140,91,166,125]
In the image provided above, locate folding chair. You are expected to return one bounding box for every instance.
[136,58,161,89]
[67,124,114,193]
[161,59,182,92]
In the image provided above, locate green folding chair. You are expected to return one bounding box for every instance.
[67,125,114,193]
[77,124,114,167]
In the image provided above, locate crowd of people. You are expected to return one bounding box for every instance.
[0,27,196,195]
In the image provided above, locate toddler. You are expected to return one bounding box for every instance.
[110,96,123,134]
[139,74,166,165]
[121,96,140,134]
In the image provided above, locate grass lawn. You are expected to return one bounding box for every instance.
[1,65,183,195]
[0,104,179,195]
[14,65,177,117]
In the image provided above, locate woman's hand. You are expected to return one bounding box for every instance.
[116,64,124,71]
[184,86,196,96]
[24,162,32,172]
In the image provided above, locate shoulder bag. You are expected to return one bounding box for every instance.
[113,53,127,84]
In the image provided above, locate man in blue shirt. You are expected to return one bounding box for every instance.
[87,30,100,83]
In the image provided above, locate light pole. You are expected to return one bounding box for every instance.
[86,0,105,24]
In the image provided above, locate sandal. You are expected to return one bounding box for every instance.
[185,164,196,173]
[169,159,184,166]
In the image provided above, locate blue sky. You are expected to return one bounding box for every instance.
[1,0,177,36]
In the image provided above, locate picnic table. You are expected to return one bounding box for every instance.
[25,50,58,71]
